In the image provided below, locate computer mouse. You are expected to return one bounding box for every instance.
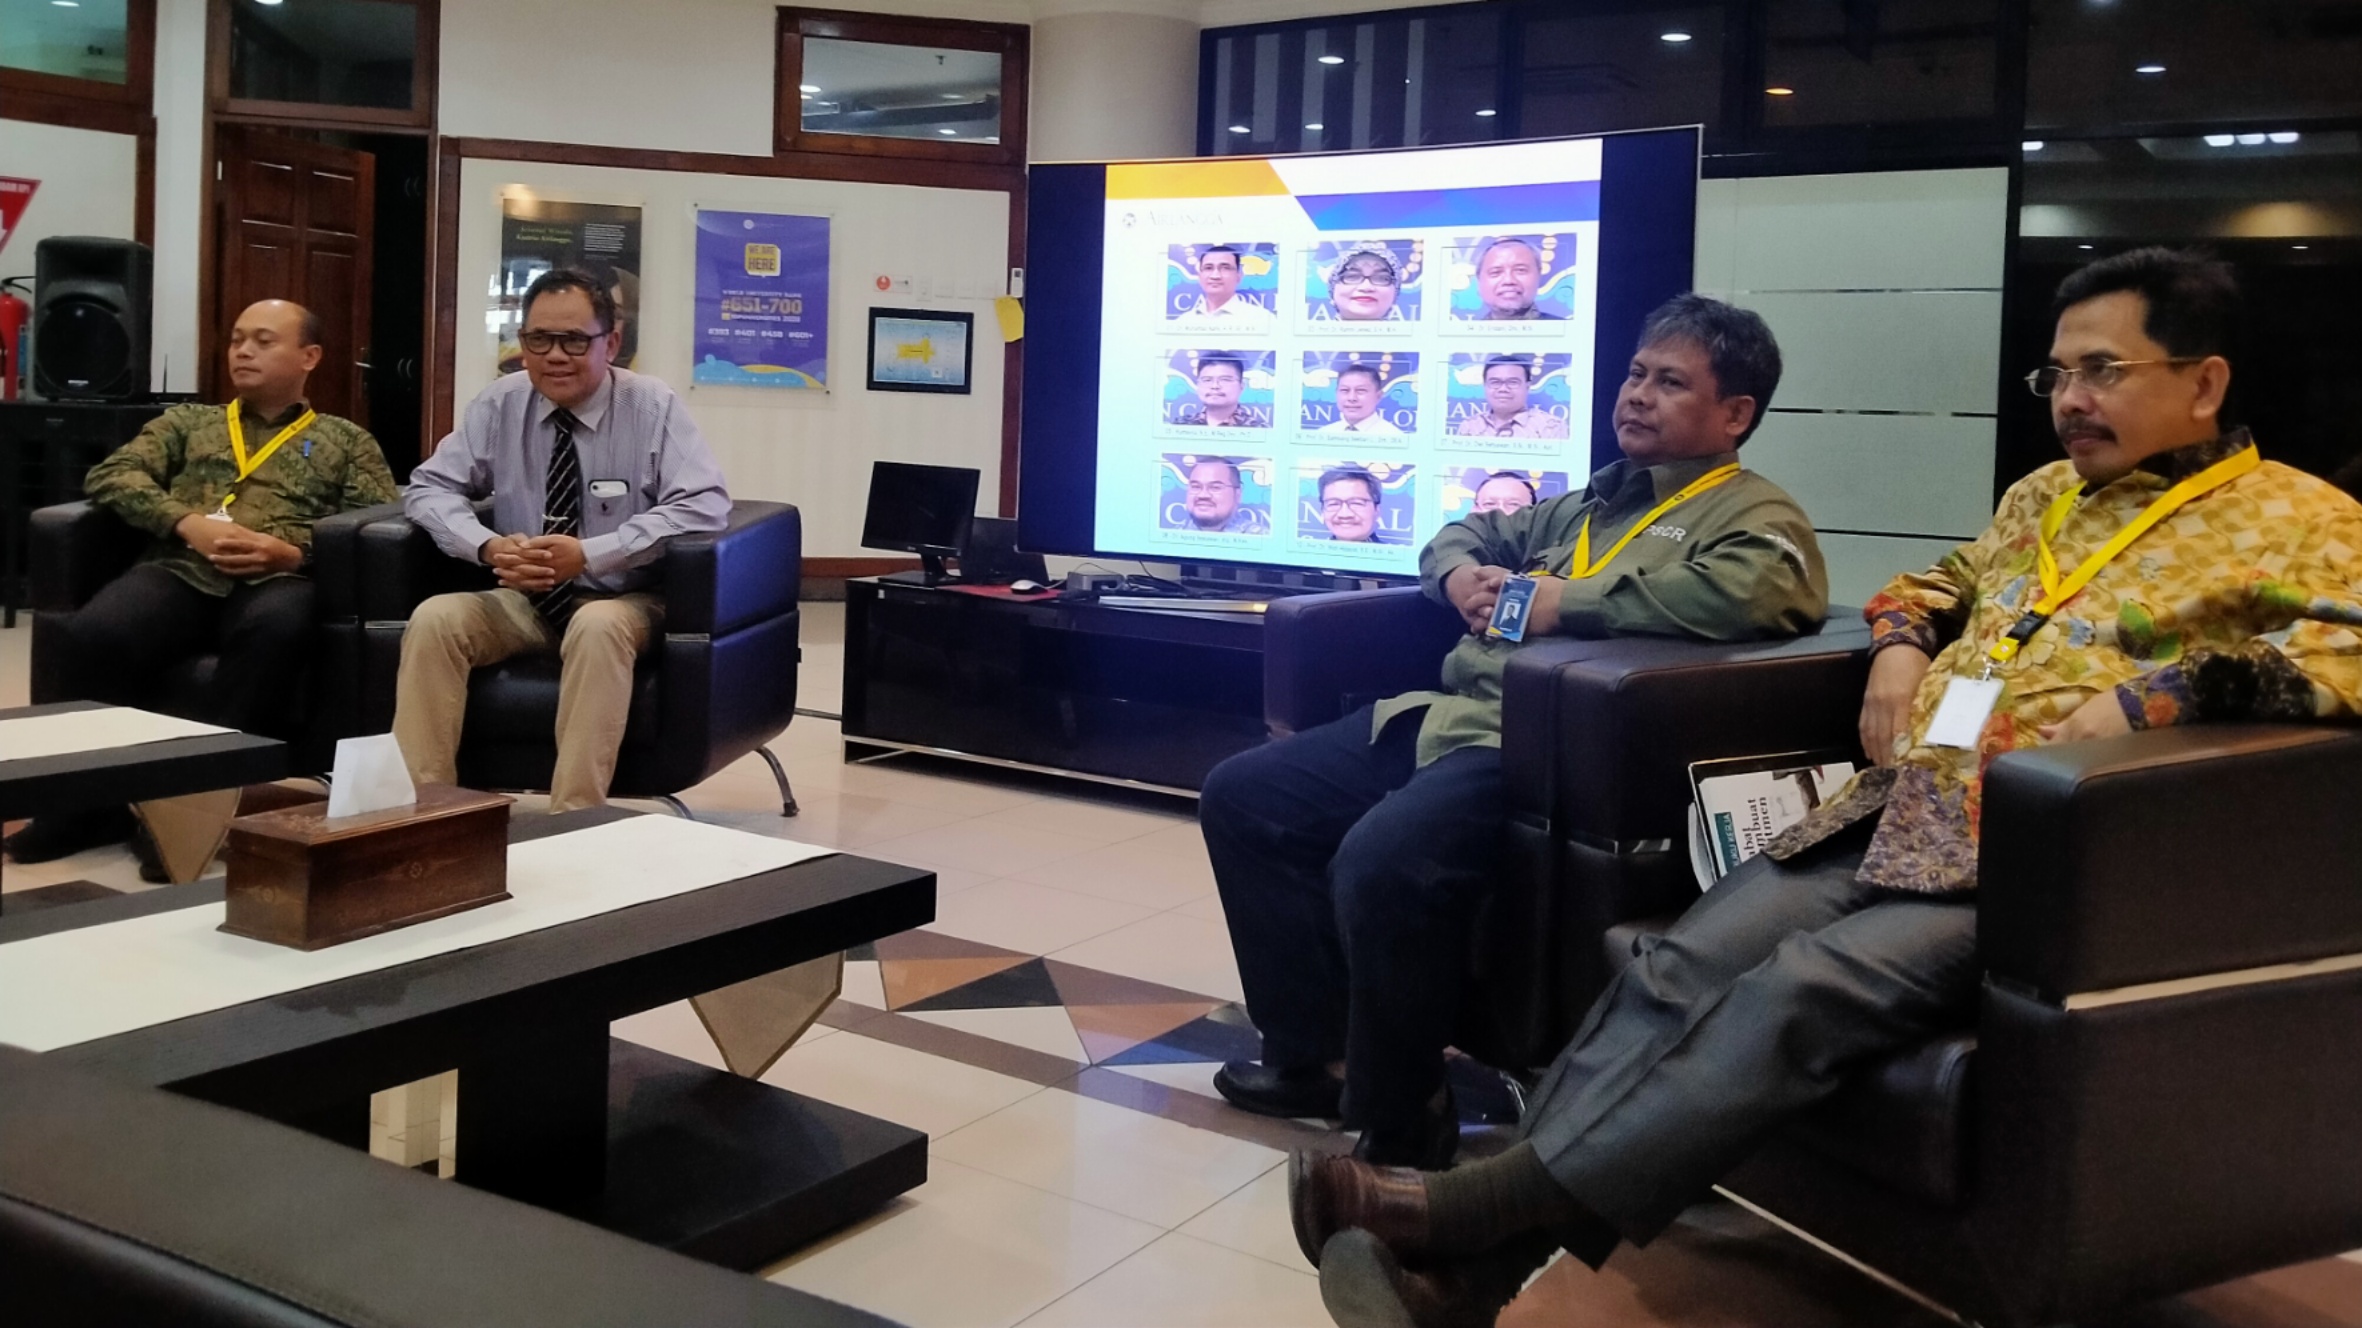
[1009,579,1050,594]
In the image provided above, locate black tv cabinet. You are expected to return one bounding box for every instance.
[841,578,1271,794]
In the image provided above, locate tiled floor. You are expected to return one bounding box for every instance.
[6,606,2360,1328]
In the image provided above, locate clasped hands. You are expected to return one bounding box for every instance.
[1443,564,1564,638]
[481,533,588,592]
[176,513,302,577]
[1856,643,2131,768]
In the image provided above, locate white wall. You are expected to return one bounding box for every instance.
[150,0,205,393]
[1695,168,2010,607]
[454,157,1009,560]
[0,118,139,277]
[1031,10,1200,162]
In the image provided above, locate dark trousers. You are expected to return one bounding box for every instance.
[1519,823,1981,1258]
[69,564,317,740]
[1199,705,1503,1149]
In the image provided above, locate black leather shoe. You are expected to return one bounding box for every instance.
[1353,1086,1460,1170]
[1214,1060,1346,1119]
[131,823,171,885]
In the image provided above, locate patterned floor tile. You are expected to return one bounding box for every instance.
[1066,1002,1226,1063]
[901,957,1066,1011]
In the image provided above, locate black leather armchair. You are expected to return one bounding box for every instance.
[1259,585,1871,1070]
[353,501,804,813]
[0,1044,896,1328]
[26,498,400,772]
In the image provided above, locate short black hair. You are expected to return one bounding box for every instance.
[291,304,325,348]
[1188,456,1242,485]
[1637,293,1783,444]
[1482,354,1533,381]
[1317,466,1380,503]
[2050,246,2243,362]
[521,266,618,333]
[1335,362,1383,389]
[1475,236,1541,269]
[1196,354,1245,380]
[1480,470,1537,499]
[1200,245,1243,268]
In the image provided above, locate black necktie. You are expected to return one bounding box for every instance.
[532,407,584,629]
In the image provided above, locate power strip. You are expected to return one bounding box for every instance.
[1063,572,1126,594]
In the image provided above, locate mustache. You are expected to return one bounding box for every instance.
[2057,418,2115,443]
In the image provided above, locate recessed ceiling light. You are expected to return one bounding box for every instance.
[1228,124,1250,134]
[2236,132,2267,145]
[1765,86,1796,96]
[2269,131,2300,144]
[938,128,957,135]
[800,94,812,101]
[2292,244,2310,250]
[2134,63,2165,74]
[2023,140,2044,151]
[1305,122,1324,130]
[941,93,963,100]
[2203,134,2235,146]
[51,1,81,9]
[1318,54,1344,65]
[2079,243,2095,250]
[1475,108,1497,117]
[799,84,820,94]
[1660,31,1693,43]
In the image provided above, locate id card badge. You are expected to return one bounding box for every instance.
[1923,675,2004,749]
[1487,575,1539,642]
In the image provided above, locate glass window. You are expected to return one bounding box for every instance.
[0,0,130,84]
[2027,0,2362,133]
[1760,0,2001,126]
[800,37,1003,144]
[1212,10,1501,155]
[1519,5,1725,140]
[228,0,418,111]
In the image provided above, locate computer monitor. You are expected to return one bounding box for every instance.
[862,461,981,585]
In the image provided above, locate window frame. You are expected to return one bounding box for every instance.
[206,0,438,131]
[774,6,1029,168]
[0,0,155,136]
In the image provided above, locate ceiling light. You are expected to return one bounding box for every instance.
[2203,134,2235,146]
[1318,54,1344,65]
[2134,63,2165,74]
[938,128,957,135]
[2078,243,2095,250]
[1660,31,1692,43]
[2268,131,2300,144]
[1228,124,1250,134]
[2292,244,2311,250]
[2236,132,2267,145]
[2022,140,2044,151]
[799,84,820,94]
[1765,86,1795,96]
[1305,122,1324,130]
[1475,109,1497,117]
[52,1,81,9]
[800,93,812,101]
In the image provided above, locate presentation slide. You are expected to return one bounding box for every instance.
[1092,141,1604,576]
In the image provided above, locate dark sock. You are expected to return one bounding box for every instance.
[1421,1141,1583,1258]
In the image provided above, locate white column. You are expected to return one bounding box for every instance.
[1029,3,1201,162]
[150,0,206,394]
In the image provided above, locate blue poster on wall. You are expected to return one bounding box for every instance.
[692,209,829,389]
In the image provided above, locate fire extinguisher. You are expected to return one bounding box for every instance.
[0,276,29,401]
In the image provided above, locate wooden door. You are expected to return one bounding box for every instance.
[213,127,375,425]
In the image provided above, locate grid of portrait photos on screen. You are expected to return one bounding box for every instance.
[1148,234,1585,570]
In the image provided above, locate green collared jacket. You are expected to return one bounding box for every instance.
[84,401,398,597]
[1374,451,1830,766]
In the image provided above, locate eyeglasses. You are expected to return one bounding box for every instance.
[1185,482,1237,494]
[520,328,606,357]
[1335,267,1398,287]
[1321,498,1375,513]
[2024,357,2205,396]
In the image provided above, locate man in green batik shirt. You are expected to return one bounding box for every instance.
[5,300,395,867]
[1199,294,1828,1168]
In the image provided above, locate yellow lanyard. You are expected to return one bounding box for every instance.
[1564,463,1741,579]
[1986,446,2260,668]
[218,399,317,511]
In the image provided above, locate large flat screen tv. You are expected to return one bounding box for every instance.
[1019,125,1699,578]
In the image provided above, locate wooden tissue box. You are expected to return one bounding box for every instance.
[221,784,515,950]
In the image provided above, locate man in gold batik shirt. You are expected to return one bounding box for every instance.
[1287,248,2362,1328]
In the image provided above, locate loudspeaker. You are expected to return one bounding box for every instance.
[32,236,153,402]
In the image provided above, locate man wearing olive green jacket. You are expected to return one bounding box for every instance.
[1200,295,1828,1168]
[4,300,395,868]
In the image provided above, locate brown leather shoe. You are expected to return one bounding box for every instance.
[1317,1229,1539,1328]
[1290,1149,1434,1269]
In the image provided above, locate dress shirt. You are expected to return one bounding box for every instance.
[1317,414,1405,435]
[406,367,731,595]
[1455,407,1570,439]
[1186,295,1276,326]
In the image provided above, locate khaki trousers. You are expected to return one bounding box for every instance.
[391,588,663,813]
